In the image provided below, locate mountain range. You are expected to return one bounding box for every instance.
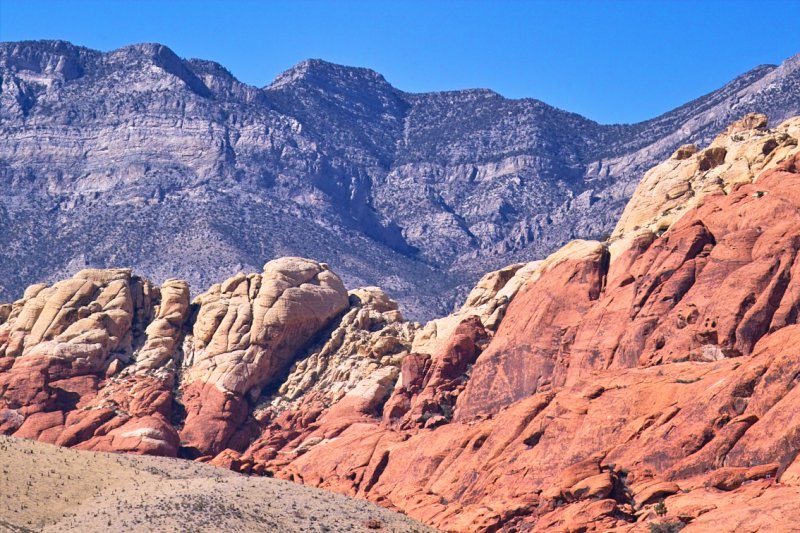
[2,40,800,318]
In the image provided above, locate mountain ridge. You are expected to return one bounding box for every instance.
[1,40,799,319]
[0,39,790,123]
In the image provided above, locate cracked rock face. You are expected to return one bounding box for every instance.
[383,315,487,430]
[5,116,800,530]
[178,257,349,456]
[182,258,349,396]
[270,286,415,410]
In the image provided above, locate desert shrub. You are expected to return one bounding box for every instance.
[654,500,667,517]
[649,521,685,533]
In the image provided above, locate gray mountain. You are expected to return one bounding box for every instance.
[1,40,799,319]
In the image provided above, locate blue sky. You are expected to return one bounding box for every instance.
[1,0,798,124]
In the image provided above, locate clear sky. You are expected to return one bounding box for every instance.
[1,0,798,124]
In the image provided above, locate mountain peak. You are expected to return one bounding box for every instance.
[106,42,187,71]
[105,42,212,97]
[0,39,93,80]
[266,58,391,91]
[112,41,177,56]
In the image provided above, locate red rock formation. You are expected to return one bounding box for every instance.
[3,117,800,531]
[274,321,800,530]
[251,126,800,531]
[0,272,187,457]
[178,258,349,457]
[384,316,487,429]
[455,240,608,420]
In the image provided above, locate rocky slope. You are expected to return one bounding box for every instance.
[2,40,800,318]
[3,115,800,531]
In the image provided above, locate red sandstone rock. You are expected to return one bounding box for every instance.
[702,463,779,492]
[381,353,431,423]
[455,241,609,421]
[12,410,65,443]
[179,381,249,458]
[77,415,179,456]
[257,152,800,530]
[2,122,800,532]
[385,316,486,429]
[210,448,251,473]
[633,481,681,508]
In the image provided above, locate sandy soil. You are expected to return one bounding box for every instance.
[0,435,435,533]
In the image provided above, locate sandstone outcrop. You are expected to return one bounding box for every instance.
[252,118,800,531]
[610,114,800,258]
[411,261,540,355]
[0,269,187,457]
[240,286,417,461]
[0,258,351,460]
[384,316,487,429]
[269,286,413,412]
[178,258,349,457]
[454,240,608,420]
[4,116,800,531]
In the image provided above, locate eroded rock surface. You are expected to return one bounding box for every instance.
[4,116,800,531]
[411,261,540,356]
[0,269,187,457]
[178,258,349,456]
[250,118,800,531]
[610,114,800,257]
[0,258,351,459]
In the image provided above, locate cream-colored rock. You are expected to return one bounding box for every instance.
[0,284,47,329]
[182,257,349,396]
[672,143,698,160]
[349,286,398,313]
[134,279,190,372]
[412,262,534,355]
[610,114,800,259]
[332,365,400,414]
[0,269,135,369]
[264,287,417,412]
[413,240,604,356]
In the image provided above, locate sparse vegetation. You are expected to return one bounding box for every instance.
[654,500,668,517]
[0,435,434,532]
[649,520,685,533]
